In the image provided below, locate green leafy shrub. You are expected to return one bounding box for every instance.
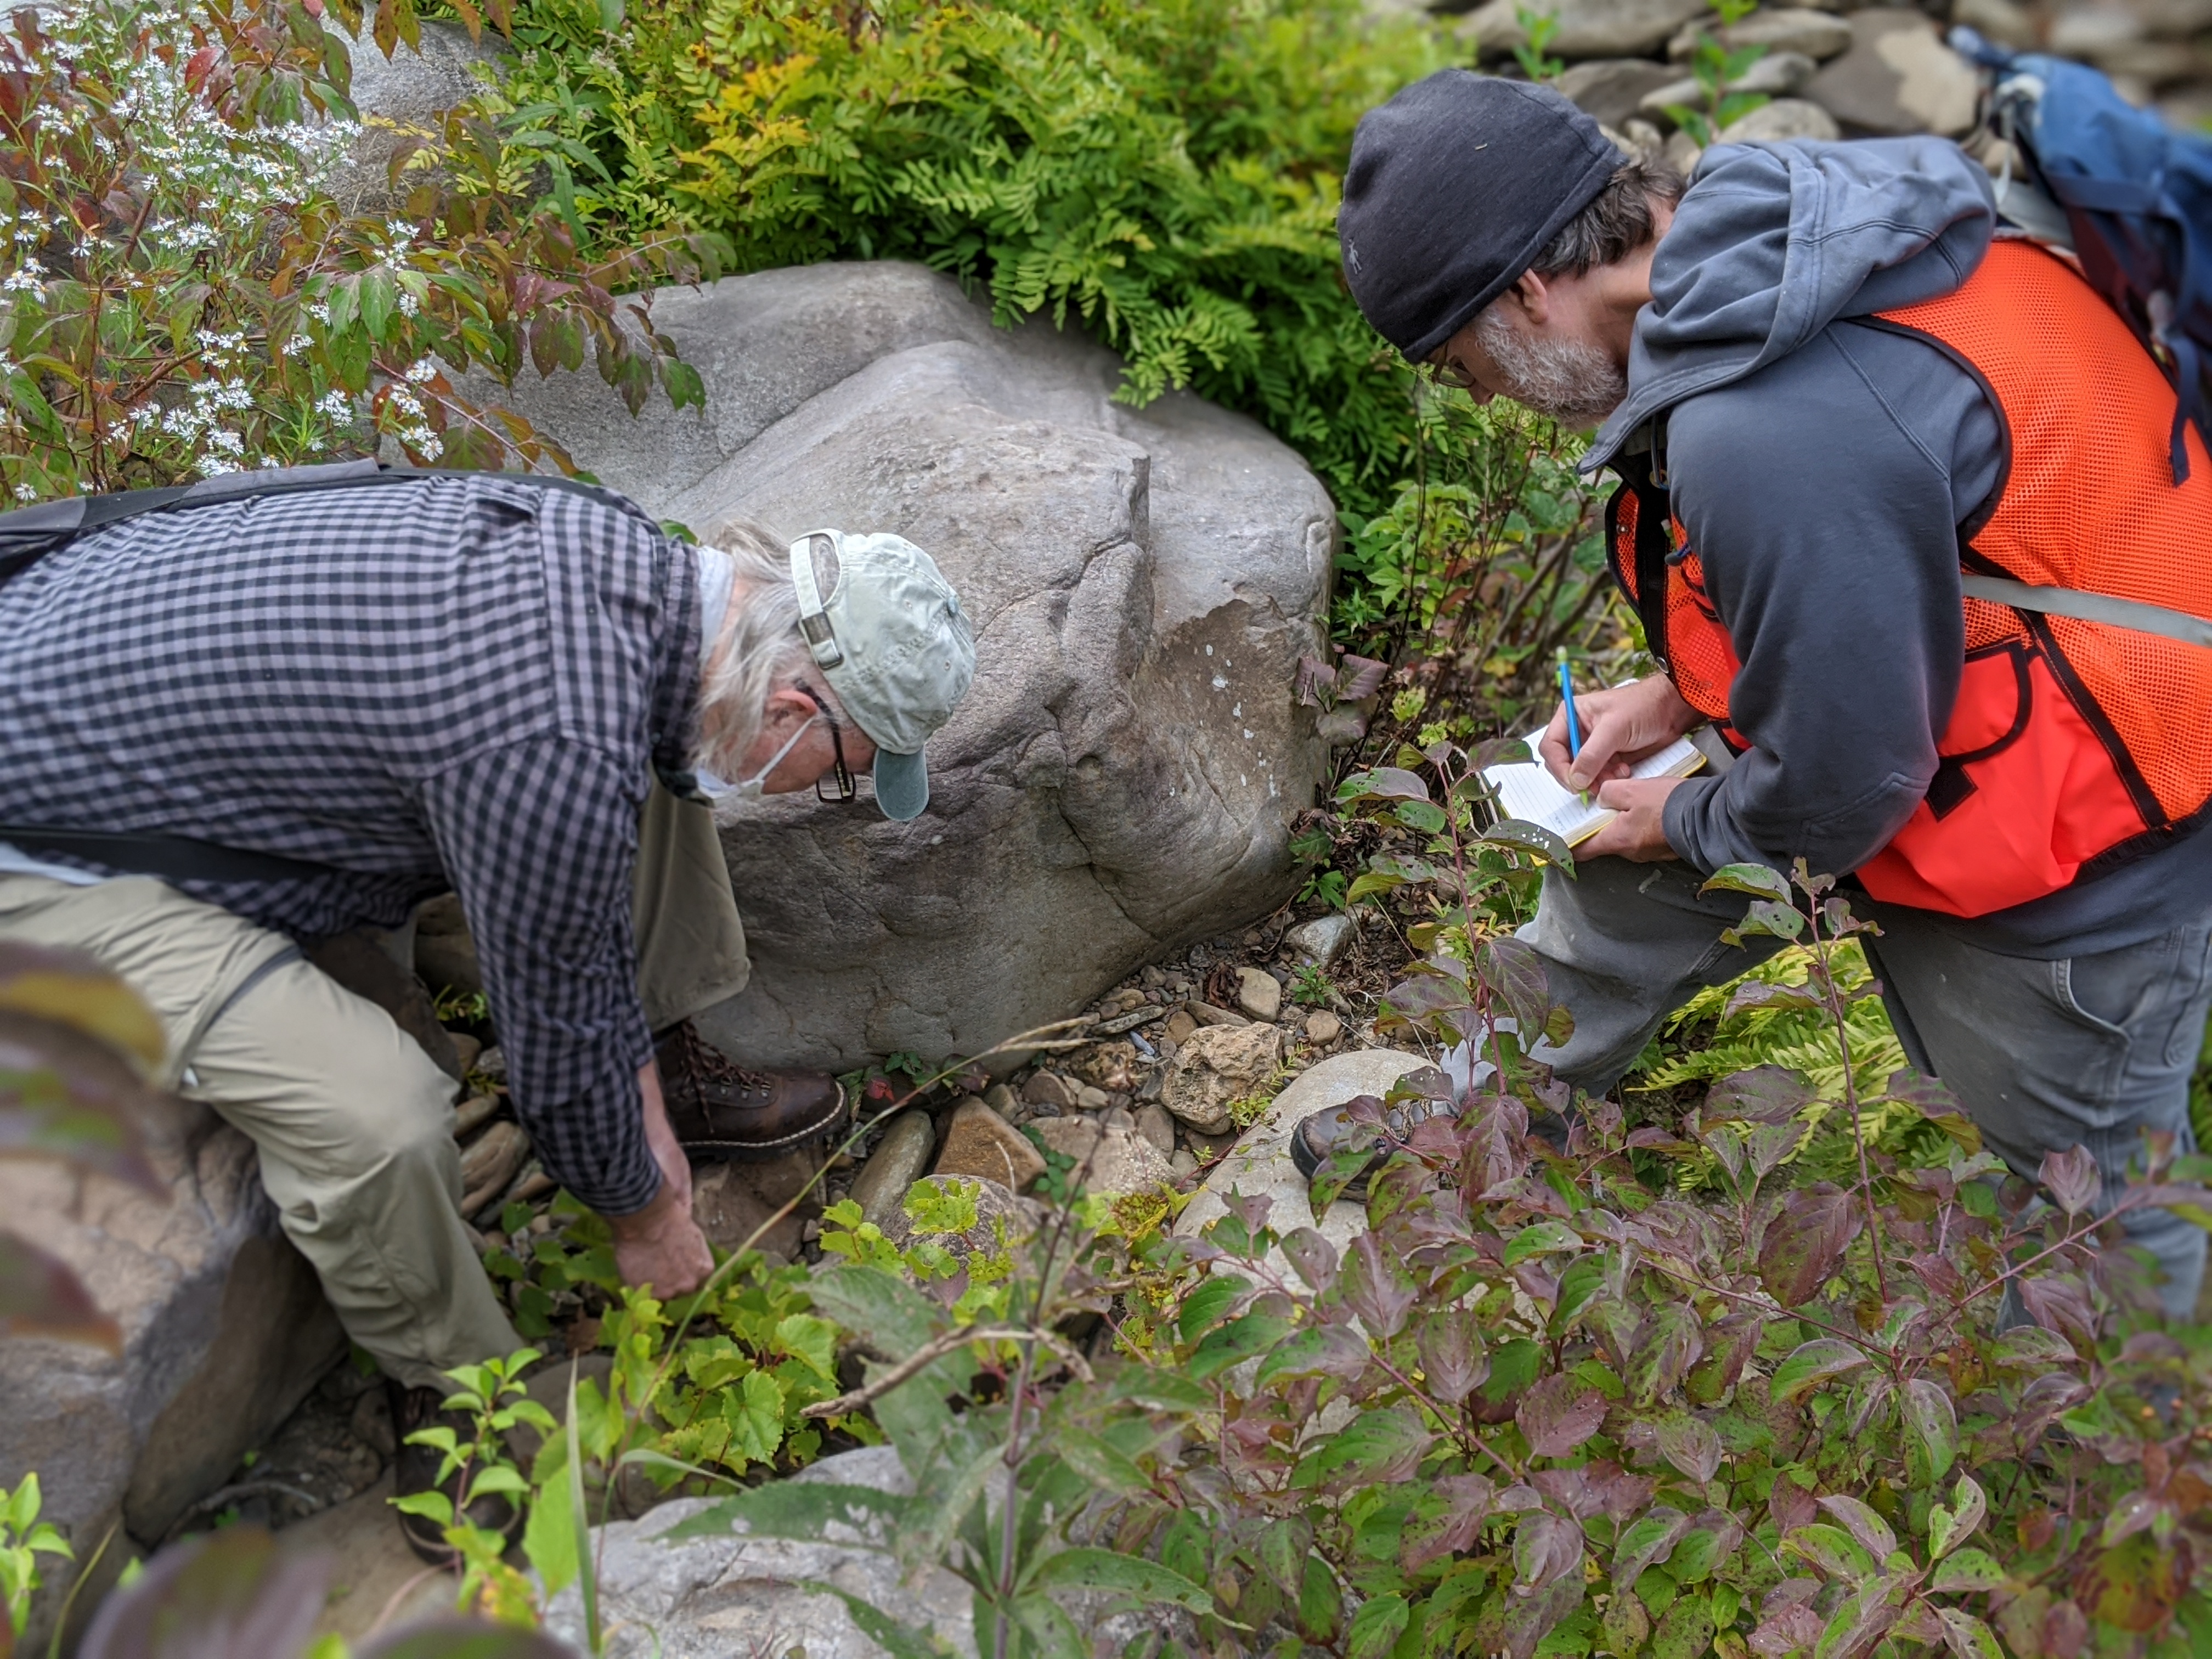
[0,0,718,498]
[453,0,1456,518]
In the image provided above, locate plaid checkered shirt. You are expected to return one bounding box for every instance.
[0,472,702,1215]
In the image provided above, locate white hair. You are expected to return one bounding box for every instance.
[1473,303,1628,429]
[691,514,844,780]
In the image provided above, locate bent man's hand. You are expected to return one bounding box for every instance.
[606,1059,713,1297]
[1576,775,1685,862]
[1538,675,1700,794]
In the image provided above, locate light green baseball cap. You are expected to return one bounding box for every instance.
[788,529,977,821]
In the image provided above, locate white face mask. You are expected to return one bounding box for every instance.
[695,713,820,801]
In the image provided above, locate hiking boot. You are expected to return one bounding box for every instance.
[1289,1088,1465,1198]
[387,1379,523,1565]
[653,1019,848,1162]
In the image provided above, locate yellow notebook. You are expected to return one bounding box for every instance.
[1481,729,1706,848]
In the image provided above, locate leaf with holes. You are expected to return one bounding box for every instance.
[1480,819,1578,871]
[1699,862,1792,902]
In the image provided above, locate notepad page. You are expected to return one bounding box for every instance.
[1482,730,1706,847]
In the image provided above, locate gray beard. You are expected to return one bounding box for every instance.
[1474,306,1627,428]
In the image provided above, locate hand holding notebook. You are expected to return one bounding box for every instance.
[1485,680,1706,849]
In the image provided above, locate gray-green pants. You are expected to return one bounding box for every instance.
[0,786,748,1388]
[1520,857,2212,1319]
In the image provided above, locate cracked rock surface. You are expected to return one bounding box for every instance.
[467,261,1335,1069]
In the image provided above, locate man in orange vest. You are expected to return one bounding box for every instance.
[1330,72,2212,1316]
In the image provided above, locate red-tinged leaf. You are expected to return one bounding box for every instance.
[1624,1300,1703,1406]
[2018,1274,2098,1346]
[1363,766,1429,802]
[1756,1184,1861,1307]
[1706,1064,1816,1123]
[1515,1372,1605,1458]
[78,1527,330,1659]
[1417,1303,1487,1403]
[1814,1576,1903,1659]
[1400,1473,1495,1573]
[2039,1144,2101,1215]
[1341,1232,1415,1339]
[1750,1602,1825,1656]
[2042,1599,2088,1658]
[0,1231,119,1351]
[1254,1323,1370,1390]
[1722,979,1825,1020]
[1294,655,1335,707]
[1477,935,1555,1039]
[1787,1522,1877,1583]
[2076,1533,2187,1632]
[1934,1607,2005,1659]
[1280,1227,1338,1296]
[1612,1504,1690,1590]
[1339,654,1389,702]
[1655,1413,1723,1484]
[360,1622,578,1659]
[1816,1494,1897,1560]
[1513,1510,1584,1589]
[1769,1479,1818,1534]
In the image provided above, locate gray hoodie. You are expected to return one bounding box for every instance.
[1587,136,2212,956]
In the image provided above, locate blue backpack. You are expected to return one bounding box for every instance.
[1952,29,2212,483]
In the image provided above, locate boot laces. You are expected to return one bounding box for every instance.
[668,1020,776,1094]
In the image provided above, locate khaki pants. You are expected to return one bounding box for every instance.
[0,786,748,1389]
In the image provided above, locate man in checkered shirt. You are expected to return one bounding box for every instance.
[0,462,974,1559]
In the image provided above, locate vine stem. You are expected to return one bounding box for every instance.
[1811,888,1889,1305]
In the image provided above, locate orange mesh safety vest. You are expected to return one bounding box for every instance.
[1606,239,2212,918]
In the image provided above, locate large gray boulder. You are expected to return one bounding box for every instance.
[473,262,1336,1070]
[334,20,506,213]
[3,1105,345,1652]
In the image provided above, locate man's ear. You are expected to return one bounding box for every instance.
[1509,267,1555,327]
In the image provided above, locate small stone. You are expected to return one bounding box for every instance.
[1134,1102,1176,1157]
[1029,1119,1176,1197]
[984,1082,1022,1117]
[1022,1071,1078,1109]
[475,1045,506,1084]
[1187,1127,1240,1163]
[883,1175,1040,1261]
[1622,117,1667,156]
[1560,58,1689,128]
[501,1159,555,1209]
[448,1031,483,1075]
[1184,999,1251,1029]
[1100,987,1147,1015]
[1234,966,1283,1023]
[452,1094,502,1139]
[1163,1009,1198,1045]
[1161,1022,1283,1136]
[1140,966,1167,988]
[1101,1106,1137,1133]
[692,1162,807,1257]
[1803,9,1978,137]
[931,1098,1046,1192]
[1459,0,1713,61]
[1170,1149,1199,1179]
[1668,5,1851,61]
[1075,1084,1114,1113]
[460,1121,529,1216]
[1952,0,2035,44]
[1718,97,1842,142]
[349,1387,396,1459]
[1664,127,1703,174]
[1305,1010,1344,1046]
[1640,49,1816,114]
[847,1110,938,1229]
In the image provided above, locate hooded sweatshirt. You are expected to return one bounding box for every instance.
[1584,136,2212,957]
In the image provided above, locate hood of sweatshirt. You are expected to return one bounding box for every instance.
[1583,137,1999,472]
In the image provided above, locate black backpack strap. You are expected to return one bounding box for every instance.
[1607,417,1679,672]
[0,826,341,884]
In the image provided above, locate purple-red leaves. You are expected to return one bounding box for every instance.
[1515,1372,1606,1458]
[1512,1510,1584,1589]
[2040,1144,2102,1216]
[1400,1473,1496,1574]
[1416,1303,1487,1403]
[1340,1233,1415,1339]
[1655,1413,1723,1485]
[1624,1301,1704,1407]
[1756,1184,1863,1307]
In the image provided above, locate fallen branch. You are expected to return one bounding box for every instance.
[802,1323,1094,1419]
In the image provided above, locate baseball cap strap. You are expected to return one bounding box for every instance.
[788,531,843,669]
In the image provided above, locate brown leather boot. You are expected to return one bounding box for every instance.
[387,1380,524,1565]
[653,1019,849,1162]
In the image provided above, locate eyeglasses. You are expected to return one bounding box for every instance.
[796,686,857,804]
[1415,355,1481,391]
